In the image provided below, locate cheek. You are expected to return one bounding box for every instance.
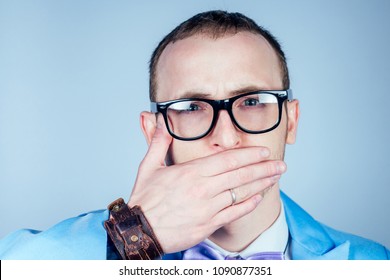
[241,114,288,160]
[262,121,288,160]
[242,131,286,160]
[260,134,286,160]
[166,141,206,165]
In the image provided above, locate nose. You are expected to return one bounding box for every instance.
[208,110,241,150]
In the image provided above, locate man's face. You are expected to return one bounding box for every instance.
[146,31,298,165]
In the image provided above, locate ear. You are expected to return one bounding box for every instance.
[286,99,300,144]
[140,111,157,145]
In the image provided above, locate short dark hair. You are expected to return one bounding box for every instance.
[149,10,290,101]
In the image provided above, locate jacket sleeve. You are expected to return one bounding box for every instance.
[0,209,109,260]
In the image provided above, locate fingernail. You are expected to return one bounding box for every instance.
[277,162,286,173]
[254,195,263,205]
[271,175,281,183]
[261,148,270,157]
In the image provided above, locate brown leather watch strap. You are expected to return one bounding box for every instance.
[104,198,164,260]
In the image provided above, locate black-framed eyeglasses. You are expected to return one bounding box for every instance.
[150,89,293,141]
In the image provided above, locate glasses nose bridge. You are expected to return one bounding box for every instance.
[212,98,235,126]
[213,98,231,113]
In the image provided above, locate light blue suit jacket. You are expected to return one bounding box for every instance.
[1,192,389,260]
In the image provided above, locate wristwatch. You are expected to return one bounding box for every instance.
[104,198,164,260]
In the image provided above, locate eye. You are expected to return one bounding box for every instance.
[243,98,260,106]
[187,103,200,111]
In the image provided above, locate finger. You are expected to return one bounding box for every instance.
[211,175,280,212]
[196,146,271,177]
[209,160,286,196]
[210,194,263,229]
[141,114,173,168]
[232,175,280,203]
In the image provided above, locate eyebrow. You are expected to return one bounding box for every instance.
[179,91,213,99]
[179,85,268,100]
[228,85,268,97]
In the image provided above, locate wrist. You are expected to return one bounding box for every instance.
[104,198,164,260]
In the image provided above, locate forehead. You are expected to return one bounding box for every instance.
[155,31,283,102]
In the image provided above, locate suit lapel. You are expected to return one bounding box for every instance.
[281,191,350,260]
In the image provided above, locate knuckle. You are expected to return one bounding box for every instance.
[236,166,253,183]
[224,154,239,170]
[137,158,149,174]
[270,174,280,185]
[192,186,208,198]
[268,176,276,186]
[181,163,197,177]
[210,216,224,229]
[235,186,250,200]
[187,161,208,177]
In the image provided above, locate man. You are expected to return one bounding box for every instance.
[0,10,389,260]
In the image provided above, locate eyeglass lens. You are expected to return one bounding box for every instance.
[166,93,279,139]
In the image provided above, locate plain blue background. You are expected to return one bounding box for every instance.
[1,0,389,248]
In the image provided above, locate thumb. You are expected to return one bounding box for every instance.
[143,114,173,168]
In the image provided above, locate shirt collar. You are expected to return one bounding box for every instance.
[204,199,289,259]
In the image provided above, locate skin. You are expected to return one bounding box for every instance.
[129,31,300,254]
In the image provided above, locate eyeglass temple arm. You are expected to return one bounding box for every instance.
[150,102,158,113]
[268,89,293,100]
[286,89,293,101]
